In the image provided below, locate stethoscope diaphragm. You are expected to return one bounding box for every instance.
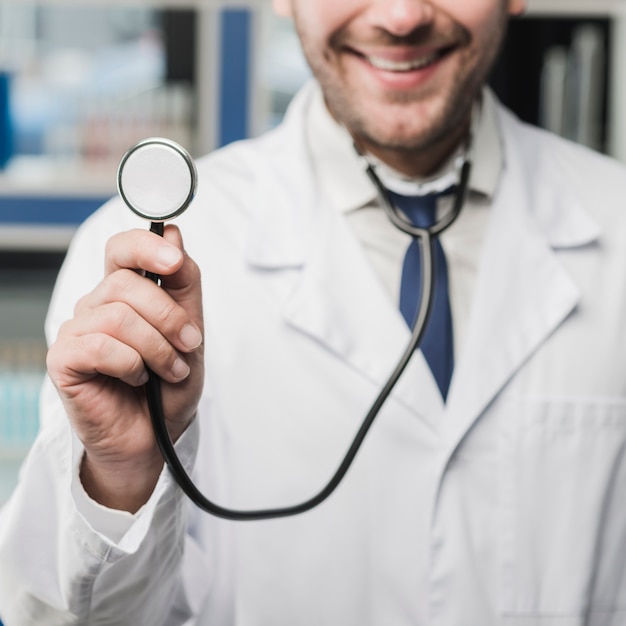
[117,137,197,223]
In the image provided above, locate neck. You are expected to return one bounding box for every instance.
[354,116,471,179]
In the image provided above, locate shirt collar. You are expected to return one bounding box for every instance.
[305,82,503,213]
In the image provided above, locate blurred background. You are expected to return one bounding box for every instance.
[0,0,310,502]
[0,0,625,503]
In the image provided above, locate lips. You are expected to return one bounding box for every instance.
[349,43,455,75]
[364,50,445,72]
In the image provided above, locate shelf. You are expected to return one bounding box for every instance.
[0,156,116,196]
[0,157,113,250]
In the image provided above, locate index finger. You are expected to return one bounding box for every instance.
[104,227,184,277]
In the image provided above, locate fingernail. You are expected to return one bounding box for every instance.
[171,358,190,381]
[180,324,203,350]
[157,245,182,268]
[138,369,150,386]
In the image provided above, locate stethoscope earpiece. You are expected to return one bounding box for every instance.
[117,137,198,223]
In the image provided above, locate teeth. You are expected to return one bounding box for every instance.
[366,52,441,72]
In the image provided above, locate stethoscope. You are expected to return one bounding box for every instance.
[116,137,472,521]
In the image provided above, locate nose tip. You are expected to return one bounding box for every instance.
[368,0,436,37]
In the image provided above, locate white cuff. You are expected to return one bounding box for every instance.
[71,416,200,547]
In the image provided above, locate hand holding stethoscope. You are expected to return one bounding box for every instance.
[117,137,471,521]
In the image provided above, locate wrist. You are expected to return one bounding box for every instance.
[80,451,164,513]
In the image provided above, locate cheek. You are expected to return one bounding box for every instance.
[293,0,363,44]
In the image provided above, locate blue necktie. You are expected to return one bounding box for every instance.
[389,190,455,400]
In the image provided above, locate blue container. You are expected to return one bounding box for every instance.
[0,71,13,169]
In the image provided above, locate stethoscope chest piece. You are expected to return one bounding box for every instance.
[117,137,198,223]
[112,136,472,522]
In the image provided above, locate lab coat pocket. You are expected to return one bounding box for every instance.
[501,397,626,621]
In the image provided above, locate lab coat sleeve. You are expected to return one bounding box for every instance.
[0,379,211,626]
[0,203,212,625]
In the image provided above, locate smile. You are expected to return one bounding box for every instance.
[363,50,446,73]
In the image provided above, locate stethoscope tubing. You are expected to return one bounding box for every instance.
[144,159,471,521]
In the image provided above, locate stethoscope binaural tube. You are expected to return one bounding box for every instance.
[364,156,472,335]
[117,137,471,521]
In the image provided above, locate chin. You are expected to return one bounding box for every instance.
[361,119,445,152]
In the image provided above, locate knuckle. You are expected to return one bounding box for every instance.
[105,229,146,269]
[154,298,182,331]
[152,338,174,364]
[82,332,110,357]
[104,269,138,300]
[161,298,180,322]
[122,349,146,380]
[104,300,133,330]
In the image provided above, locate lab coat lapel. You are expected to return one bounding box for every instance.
[244,86,444,422]
[280,199,444,421]
[443,108,600,446]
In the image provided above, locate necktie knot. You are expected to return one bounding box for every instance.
[387,188,456,230]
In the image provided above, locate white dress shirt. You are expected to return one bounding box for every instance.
[306,87,503,359]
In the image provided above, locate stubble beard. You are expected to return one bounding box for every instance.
[323,65,479,155]
[297,11,509,158]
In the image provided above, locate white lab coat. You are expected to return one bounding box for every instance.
[2,83,626,626]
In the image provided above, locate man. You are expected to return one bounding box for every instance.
[2,0,626,624]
